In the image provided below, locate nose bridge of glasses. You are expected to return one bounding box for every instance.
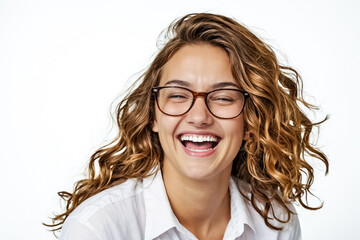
[190,91,212,114]
[192,91,208,100]
[192,91,212,109]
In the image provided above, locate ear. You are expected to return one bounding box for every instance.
[152,118,159,132]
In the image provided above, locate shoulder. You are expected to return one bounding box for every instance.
[60,178,146,240]
[68,178,144,222]
[232,177,302,239]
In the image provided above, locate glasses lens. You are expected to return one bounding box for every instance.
[157,87,193,116]
[207,89,245,118]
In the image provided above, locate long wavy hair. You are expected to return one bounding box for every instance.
[46,13,328,233]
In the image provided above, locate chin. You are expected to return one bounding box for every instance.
[180,163,219,181]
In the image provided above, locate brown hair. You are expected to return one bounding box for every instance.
[45,13,328,233]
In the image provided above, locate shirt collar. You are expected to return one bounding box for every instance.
[143,171,256,240]
[222,176,256,239]
[143,169,178,240]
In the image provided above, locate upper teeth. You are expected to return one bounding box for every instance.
[180,135,217,142]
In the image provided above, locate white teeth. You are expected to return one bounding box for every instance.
[185,147,212,152]
[180,135,218,142]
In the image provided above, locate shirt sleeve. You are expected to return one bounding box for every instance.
[59,218,99,240]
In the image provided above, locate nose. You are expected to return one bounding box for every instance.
[185,97,213,127]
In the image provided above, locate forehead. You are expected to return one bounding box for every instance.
[159,44,237,89]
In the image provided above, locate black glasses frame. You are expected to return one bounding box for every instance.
[152,86,249,119]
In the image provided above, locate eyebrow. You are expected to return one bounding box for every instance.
[211,82,240,89]
[164,79,240,89]
[164,79,191,87]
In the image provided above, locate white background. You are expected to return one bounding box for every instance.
[1,0,359,239]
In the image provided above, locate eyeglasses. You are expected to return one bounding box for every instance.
[152,86,249,119]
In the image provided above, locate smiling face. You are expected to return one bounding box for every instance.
[152,44,245,181]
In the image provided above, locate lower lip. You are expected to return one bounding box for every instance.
[179,140,218,157]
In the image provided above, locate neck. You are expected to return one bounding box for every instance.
[162,165,232,239]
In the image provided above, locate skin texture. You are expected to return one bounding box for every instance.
[152,44,245,239]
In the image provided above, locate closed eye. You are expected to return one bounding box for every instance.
[168,94,188,99]
[214,97,234,102]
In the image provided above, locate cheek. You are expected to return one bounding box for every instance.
[225,117,245,145]
[153,110,179,140]
[156,117,182,157]
[158,118,178,137]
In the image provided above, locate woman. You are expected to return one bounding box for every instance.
[46,13,328,239]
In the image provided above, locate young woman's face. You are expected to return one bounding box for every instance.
[153,44,245,181]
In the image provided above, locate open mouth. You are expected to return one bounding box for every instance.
[178,134,220,152]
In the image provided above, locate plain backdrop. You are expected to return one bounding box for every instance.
[1,0,359,239]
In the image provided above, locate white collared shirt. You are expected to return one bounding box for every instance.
[59,171,301,240]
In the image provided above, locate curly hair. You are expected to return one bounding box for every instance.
[45,13,328,233]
